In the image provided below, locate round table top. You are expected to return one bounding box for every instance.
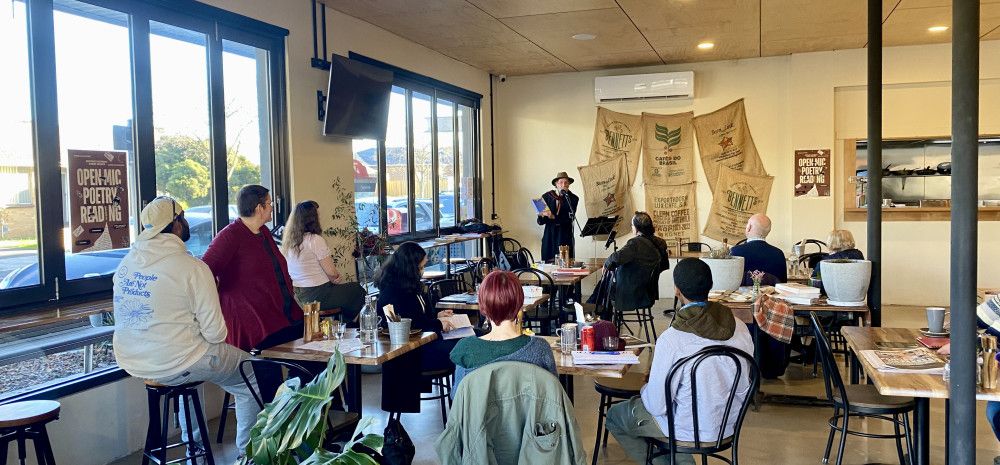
[0,400,60,428]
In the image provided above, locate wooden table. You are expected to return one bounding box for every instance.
[435,293,549,312]
[260,330,438,414]
[841,327,1000,465]
[539,335,645,401]
[519,259,603,286]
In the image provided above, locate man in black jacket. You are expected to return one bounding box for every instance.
[536,172,580,262]
[603,212,670,313]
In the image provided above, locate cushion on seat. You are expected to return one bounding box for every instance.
[833,384,915,411]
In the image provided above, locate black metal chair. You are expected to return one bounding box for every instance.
[795,239,827,254]
[500,238,522,255]
[429,278,473,311]
[514,268,559,335]
[799,252,830,274]
[644,346,759,465]
[679,242,714,253]
[734,238,747,246]
[809,312,914,465]
[470,257,496,286]
[420,367,455,428]
[237,359,359,448]
[608,272,658,344]
[592,372,645,465]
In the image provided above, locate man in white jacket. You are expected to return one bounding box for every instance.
[113,196,260,455]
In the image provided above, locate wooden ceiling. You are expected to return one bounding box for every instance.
[324,0,1000,76]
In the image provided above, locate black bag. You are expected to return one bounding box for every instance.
[381,417,415,465]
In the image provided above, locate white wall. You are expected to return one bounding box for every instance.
[5,1,491,464]
[493,41,1000,307]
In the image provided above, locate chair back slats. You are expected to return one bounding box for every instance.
[659,346,759,464]
[809,311,850,406]
[238,359,315,408]
[680,242,714,253]
[471,257,496,285]
[429,279,473,310]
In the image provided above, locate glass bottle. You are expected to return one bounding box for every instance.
[359,295,379,344]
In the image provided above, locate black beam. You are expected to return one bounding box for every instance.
[949,0,980,463]
[866,0,883,327]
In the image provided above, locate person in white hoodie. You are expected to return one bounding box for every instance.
[113,196,260,454]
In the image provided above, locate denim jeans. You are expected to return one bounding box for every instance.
[605,396,695,465]
[987,401,1000,441]
[154,342,260,453]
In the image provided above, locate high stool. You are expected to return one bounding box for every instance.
[614,307,657,343]
[142,381,214,465]
[0,400,60,465]
[420,368,454,428]
[592,372,646,465]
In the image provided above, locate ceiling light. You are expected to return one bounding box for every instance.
[571,33,597,41]
[697,42,715,50]
[928,26,949,32]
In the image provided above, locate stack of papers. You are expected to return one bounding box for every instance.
[553,268,591,275]
[299,338,364,354]
[571,351,641,365]
[775,283,821,305]
[441,314,476,340]
[858,348,946,374]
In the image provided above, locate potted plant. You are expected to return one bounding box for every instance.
[820,259,872,305]
[701,246,745,292]
[240,351,383,465]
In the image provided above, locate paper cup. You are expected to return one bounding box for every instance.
[387,318,412,345]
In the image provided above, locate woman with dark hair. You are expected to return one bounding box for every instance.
[450,270,557,389]
[601,211,671,313]
[282,200,366,322]
[375,242,460,413]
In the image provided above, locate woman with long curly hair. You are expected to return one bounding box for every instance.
[281,200,366,322]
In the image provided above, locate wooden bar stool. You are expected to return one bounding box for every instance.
[592,372,645,465]
[0,400,60,465]
[142,381,214,465]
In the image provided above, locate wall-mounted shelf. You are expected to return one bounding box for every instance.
[845,207,1000,222]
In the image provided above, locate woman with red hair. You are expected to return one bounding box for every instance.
[450,270,557,388]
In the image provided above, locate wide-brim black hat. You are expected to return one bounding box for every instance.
[551,172,575,186]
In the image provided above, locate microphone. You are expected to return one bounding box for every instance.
[604,230,617,249]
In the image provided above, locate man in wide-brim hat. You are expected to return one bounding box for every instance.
[536,171,579,262]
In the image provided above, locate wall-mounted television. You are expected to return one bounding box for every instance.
[323,55,393,140]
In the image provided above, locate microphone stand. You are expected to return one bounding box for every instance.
[561,189,584,236]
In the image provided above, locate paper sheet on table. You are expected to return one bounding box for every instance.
[298,338,364,354]
[441,314,475,340]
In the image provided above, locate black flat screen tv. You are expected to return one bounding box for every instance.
[323,55,393,140]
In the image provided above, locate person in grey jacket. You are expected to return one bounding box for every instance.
[436,362,587,465]
[602,212,670,313]
[450,270,557,390]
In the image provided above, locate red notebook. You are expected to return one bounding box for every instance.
[917,336,950,349]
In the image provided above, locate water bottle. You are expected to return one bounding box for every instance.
[359,295,379,344]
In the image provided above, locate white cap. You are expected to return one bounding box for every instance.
[137,197,182,241]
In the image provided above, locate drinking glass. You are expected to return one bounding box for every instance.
[335,320,347,340]
[603,336,620,351]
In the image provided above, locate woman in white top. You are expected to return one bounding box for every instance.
[281,200,366,322]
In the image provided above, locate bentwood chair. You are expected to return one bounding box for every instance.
[469,257,496,286]
[429,279,473,312]
[644,346,759,465]
[513,268,559,335]
[810,312,915,465]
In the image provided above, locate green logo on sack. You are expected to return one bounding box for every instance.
[655,124,681,150]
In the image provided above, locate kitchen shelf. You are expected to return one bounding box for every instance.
[845,206,1000,222]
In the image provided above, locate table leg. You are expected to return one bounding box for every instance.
[914,397,930,465]
[446,245,453,278]
[559,374,575,403]
[850,350,861,385]
[944,399,949,465]
[346,364,363,415]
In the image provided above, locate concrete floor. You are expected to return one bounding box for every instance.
[111,303,1000,465]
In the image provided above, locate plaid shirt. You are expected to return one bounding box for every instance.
[754,297,794,344]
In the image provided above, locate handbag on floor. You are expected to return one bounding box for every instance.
[381,417,415,465]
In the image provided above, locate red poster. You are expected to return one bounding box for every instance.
[68,149,131,253]
[794,149,831,197]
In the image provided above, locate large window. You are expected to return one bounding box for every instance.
[0,0,289,400]
[350,57,482,241]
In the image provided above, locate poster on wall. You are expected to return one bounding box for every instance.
[578,154,633,235]
[703,166,773,243]
[692,99,767,192]
[645,183,698,243]
[794,149,831,197]
[589,107,643,186]
[641,111,695,186]
[68,149,131,253]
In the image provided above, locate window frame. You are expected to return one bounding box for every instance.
[0,0,290,313]
[348,52,483,243]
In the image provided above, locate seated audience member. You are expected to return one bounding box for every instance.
[374,242,460,413]
[812,229,865,279]
[602,211,670,313]
[450,270,557,389]
[113,197,260,453]
[202,185,304,401]
[938,293,1000,462]
[606,258,754,465]
[730,213,789,379]
[730,213,787,285]
[281,200,366,322]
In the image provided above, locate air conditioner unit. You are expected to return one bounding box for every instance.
[594,71,694,103]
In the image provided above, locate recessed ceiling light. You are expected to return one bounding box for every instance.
[571,33,597,41]
[697,42,715,50]
[928,26,949,32]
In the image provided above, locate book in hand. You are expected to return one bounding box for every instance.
[532,198,551,215]
[441,314,476,340]
[571,351,641,365]
[858,348,946,374]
